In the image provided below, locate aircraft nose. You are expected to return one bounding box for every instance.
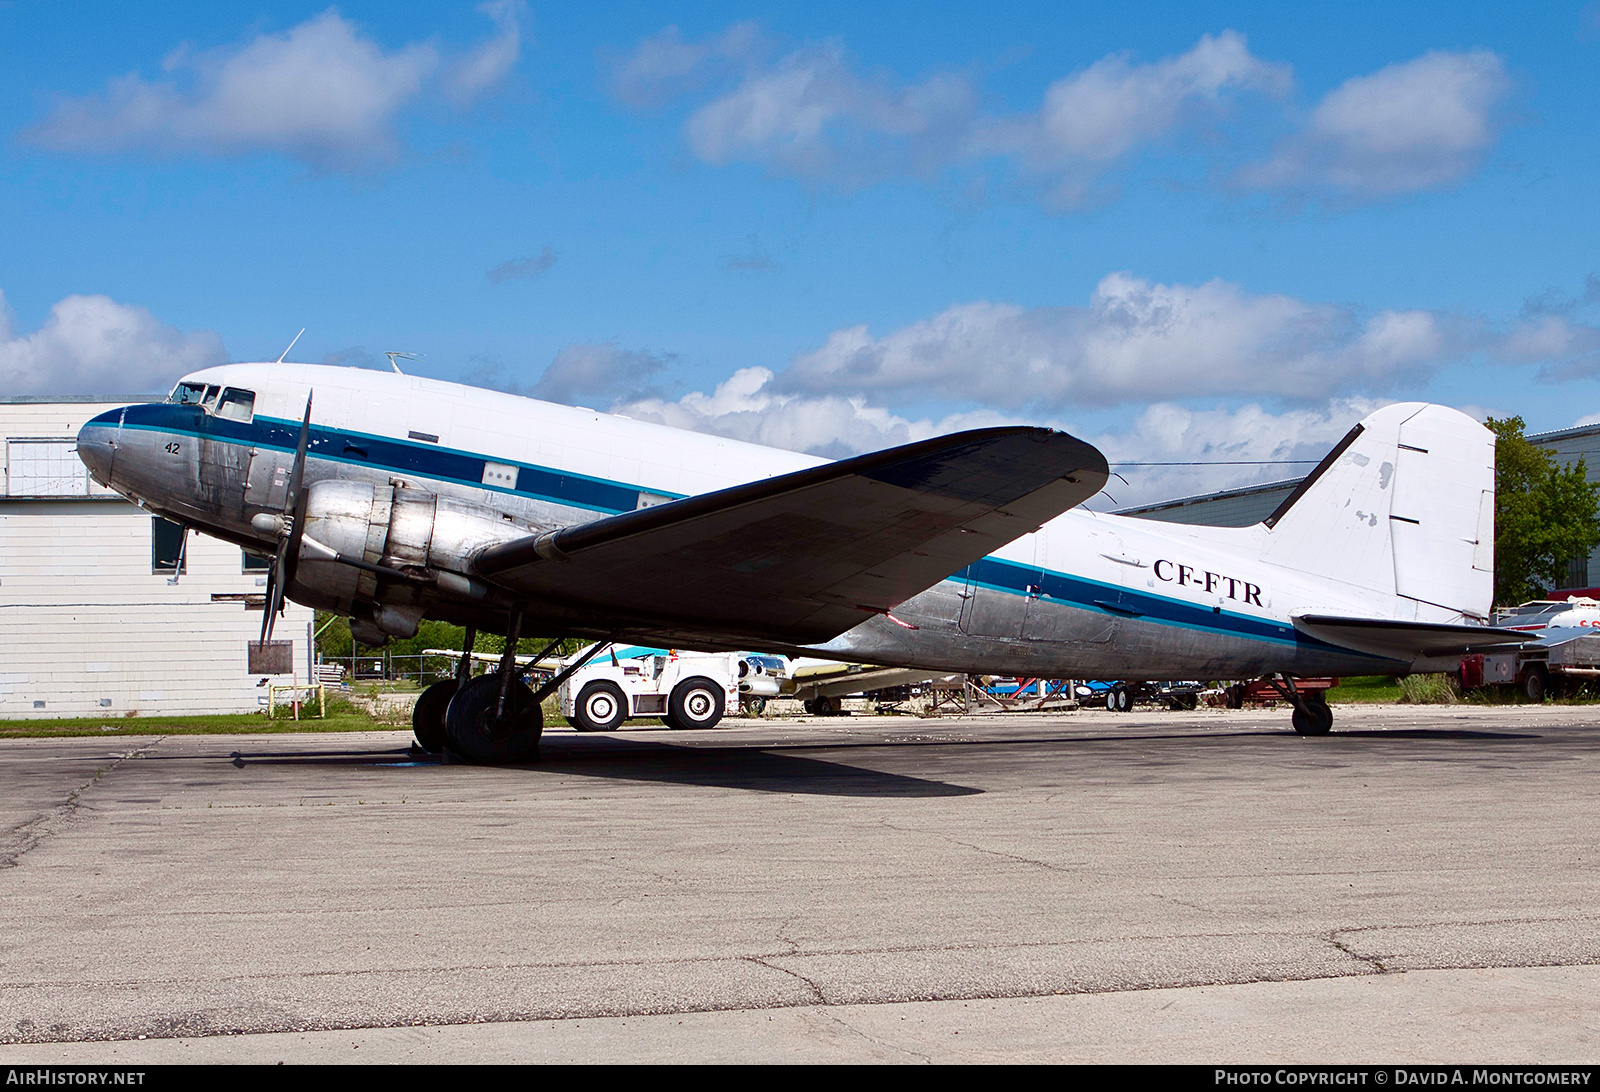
[76,411,121,485]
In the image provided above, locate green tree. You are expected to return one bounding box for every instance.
[1488,416,1600,606]
[313,610,584,663]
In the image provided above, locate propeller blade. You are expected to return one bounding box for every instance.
[281,395,313,589]
[258,394,313,649]
[259,561,282,646]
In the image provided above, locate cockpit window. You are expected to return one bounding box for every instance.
[171,382,208,406]
[215,388,256,422]
[202,385,220,409]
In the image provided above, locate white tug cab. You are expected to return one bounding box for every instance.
[559,646,788,732]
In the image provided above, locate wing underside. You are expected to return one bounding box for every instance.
[472,427,1108,646]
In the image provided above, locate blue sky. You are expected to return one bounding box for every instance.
[3,1,1599,505]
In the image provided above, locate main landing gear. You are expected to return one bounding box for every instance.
[413,613,618,765]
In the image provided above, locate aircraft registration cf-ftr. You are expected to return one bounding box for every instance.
[76,363,1529,762]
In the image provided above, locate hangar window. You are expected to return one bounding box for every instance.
[151,517,187,575]
[242,550,272,572]
[215,388,256,423]
[5,439,89,496]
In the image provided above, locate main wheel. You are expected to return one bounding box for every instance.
[444,673,543,763]
[412,679,458,753]
[1292,698,1334,735]
[804,694,838,717]
[667,676,725,730]
[572,680,628,732]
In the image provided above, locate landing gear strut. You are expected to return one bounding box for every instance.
[442,625,618,764]
[445,611,543,764]
[1264,673,1334,735]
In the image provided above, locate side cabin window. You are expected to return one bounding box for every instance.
[215,388,256,422]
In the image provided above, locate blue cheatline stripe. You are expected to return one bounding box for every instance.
[961,556,1380,658]
[108,404,683,515]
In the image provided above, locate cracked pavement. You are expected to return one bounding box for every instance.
[0,704,1597,1060]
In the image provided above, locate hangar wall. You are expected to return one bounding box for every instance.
[1,398,314,719]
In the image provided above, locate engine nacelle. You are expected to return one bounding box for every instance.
[293,479,535,623]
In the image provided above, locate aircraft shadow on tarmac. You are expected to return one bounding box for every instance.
[223,740,982,798]
[215,723,1546,795]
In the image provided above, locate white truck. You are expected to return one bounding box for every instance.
[559,645,789,731]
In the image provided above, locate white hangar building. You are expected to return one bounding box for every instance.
[1,396,314,720]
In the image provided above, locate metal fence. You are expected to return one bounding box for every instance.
[322,652,475,686]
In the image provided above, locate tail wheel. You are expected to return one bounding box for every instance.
[411,679,458,753]
[1291,697,1334,735]
[668,676,725,730]
[572,680,628,732]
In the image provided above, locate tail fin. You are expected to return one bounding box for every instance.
[1261,403,1495,620]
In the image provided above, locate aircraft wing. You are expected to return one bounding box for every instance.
[471,426,1107,646]
[1292,614,1538,661]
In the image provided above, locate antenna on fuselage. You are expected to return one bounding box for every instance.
[384,351,422,375]
[275,329,305,364]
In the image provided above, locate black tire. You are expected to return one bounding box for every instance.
[572,680,628,732]
[1292,698,1334,736]
[444,673,542,763]
[1104,690,1118,711]
[1112,685,1132,713]
[1522,666,1547,703]
[668,676,725,729]
[1224,684,1244,709]
[805,694,838,717]
[412,679,458,753]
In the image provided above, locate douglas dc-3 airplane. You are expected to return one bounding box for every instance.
[76,362,1530,762]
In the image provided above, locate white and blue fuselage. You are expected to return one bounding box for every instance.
[79,363,1471,680]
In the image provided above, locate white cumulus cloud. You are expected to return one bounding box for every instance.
[1240,49,1509,197]
[974,31,1290,203]
[616,26,1286,195]
[683,41,976,181]
[26,5,526,169]
[614,366,1016,461]
[612,364,1391,509]
[778,273,1464,410]
[0,290,228,395]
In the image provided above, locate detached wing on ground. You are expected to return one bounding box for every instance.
[473,427,1107,646]
[1292,614,1537,660]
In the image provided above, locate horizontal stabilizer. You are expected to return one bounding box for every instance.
[1292,613,1536,661]
[473,426,1107,646]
